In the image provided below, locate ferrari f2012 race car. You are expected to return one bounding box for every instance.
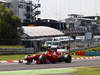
[19,48,72,64]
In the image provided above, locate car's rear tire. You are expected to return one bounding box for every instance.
[64,54,72,63]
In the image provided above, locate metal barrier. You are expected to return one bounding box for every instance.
[0,48,35,54]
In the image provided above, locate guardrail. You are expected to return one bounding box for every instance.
[0,48,35,54]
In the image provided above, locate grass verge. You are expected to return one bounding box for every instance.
[0,45,24,48]
[75,67,100,75]
[0,68,76,75]
[0,54,26,60]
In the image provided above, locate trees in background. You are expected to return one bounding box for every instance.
[0,4,22,45]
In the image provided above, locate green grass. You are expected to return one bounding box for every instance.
[75,67,100,75]
[0,54,27,60]
[0,45,25,48]
[0,68,76,75]
[0,51,45,60]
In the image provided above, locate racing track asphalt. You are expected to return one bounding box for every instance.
[0,59,100,71]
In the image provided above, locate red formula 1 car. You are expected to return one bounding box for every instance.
[19,49,72,64]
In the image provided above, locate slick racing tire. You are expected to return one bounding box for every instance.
[26,62,31,65]
[64,54,72,63]
[18,60,23,63]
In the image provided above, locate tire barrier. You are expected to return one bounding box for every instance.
[85,51,100,56]
[76,50,100,56]
[75,50,85,56]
